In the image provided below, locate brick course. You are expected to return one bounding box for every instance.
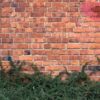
[0,0,100,80]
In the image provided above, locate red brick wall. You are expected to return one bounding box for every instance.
[0,0,100,80]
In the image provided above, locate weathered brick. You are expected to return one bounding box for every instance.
[1,7,13,17]
[51,43,65,49]
[46,66,64,71]
[19,55,33,61]
[67,43,81,49]
[48,18,62,22]
[68,65,81,71]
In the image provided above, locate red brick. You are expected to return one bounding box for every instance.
[73,27,95,33]
[32,50,47,55]
[68,65,81,71]
[69,55,80,60]
[67,43,81,49]
[1,7,13,17]
[34,38,45,43]
[48,0,62,2]
[48,18,62,22]
[61,55,69,60]
[51,43,65,49]
[12,44,29,49]
[33,55,46,61]
[31,43,44,49]
[67,49,80,55]
[31,12,45,17]
[19,55,33,61]
[48,55,61,60]
[44,44,51,49]
[46,66,64,71]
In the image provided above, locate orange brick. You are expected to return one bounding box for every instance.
[68,65,81,71]
[73,27,95,33]
[46,66,64,71]
[67,43,81,49]
[51,43,65,49]
[19,55,33,61]
[69,60,80,65]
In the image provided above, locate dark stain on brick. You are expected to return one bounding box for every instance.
[24,50,31,55]
[11,2,18,8]
[91,6,100,17]
[87,65,100,72]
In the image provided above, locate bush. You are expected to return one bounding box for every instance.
[0,58,100,100]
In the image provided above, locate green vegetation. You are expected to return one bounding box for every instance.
[0,58,100,100]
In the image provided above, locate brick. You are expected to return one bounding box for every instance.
[80,38,94,43]
[67,49,80,55]
[48,0,62,2]
[31,12,45,17]
[63,0,69,2]
[1,2,11,7]
[73,27,95,33]
[34,38,45,43]
[32,50,47,55]
[51,43,65,49]
[61,55,69,60]
[19,55,33,61]
[90,43,100,49]
[13,38,31,43]
[47,37,62,43]
[68,37,79,43]
[1,61,11,72]
[94,50,100,55]
[15,7,25,12]
[1,7,13,16]
[44,44,51,49]
[31,33,44,38]
[80,49,94,55]
[33,55,46,61]
[31,43,44,49]
[49,50,68,55]
[13,50,24,55]
[52,12,65,17]
[46,66,64,71]
[0,34,9,38]
[2,38,13,43]
[70,0,78,2]
[48,55,61,60]
[25,28,33,33]
[12,44,29,49]
[68,65,81,71]
[66,22,76,28]
[69,60,80,65]
[67,43,81,49]
[69,55,80,60]
[58,60,69,65]
[48,18,62,22]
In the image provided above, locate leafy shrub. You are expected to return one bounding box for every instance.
[0,57,100,100]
